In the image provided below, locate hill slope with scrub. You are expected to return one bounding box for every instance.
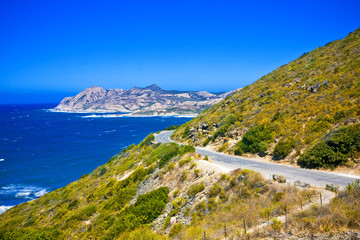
[0,133,359,239]
[172,28,360,171]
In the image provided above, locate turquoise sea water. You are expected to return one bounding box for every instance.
[0,104,191,214]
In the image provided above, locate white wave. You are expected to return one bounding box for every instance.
[104,129,117,133]
[81,114,126,118]
[15,191,31,198]
[0,206,14,215]
[0,184,48,200]
[0,159,4,162]
[34,189,48,197]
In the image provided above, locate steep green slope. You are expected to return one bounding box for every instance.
[173,28,360,169]
[0,135,194,239]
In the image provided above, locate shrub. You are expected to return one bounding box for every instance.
[188,182,205,197]
[169,223,184,237]
[179,157,192,167]
[180,171,188,182]
[194,169,200,177]
[203,138,211,146]
[97,165,107,176]
[146,143,179,168]
[298,124,360,169]
[164,125,180,130]
[105,187,169,239]
[273,138,296,160]
[139,133,155,147]
[298,142,347,169]
[208,184,223,197]
[271,218,282,232]
[117,226,166,240]
[236,125,273,156]
[183,126,190,138]
[68,199,79,210]
[178,145,195,156]
[162,216,171,229]
[212,114,237,140]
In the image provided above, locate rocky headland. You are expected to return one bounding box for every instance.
[53,84,235,116]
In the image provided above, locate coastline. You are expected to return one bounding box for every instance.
[47,109,197,118]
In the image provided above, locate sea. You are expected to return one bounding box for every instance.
[0,104,192,214]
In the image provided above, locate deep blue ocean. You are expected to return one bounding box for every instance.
[0,104,191,214]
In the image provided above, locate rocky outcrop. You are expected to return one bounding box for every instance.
[53,84,235,115]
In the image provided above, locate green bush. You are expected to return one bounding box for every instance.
[273,138,296,160]
[164,125,180,130]
[183,126,190,138]
[298,142,347,169]
[298,124,360,169]
[139,133,155,147]
[105,187,169,239]
[236,125,273,156]
[145,143,179,168]
[203,137,211,146]
[178,145,195,156]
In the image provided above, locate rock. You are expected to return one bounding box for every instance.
[170,217,177,225]
[273,174,286,183]
[294,180,311,188]
[326,183,339,192]
[200,123,208,130]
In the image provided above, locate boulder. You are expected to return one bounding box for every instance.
[294,180,311,188]
[273,174,286,183]
[325,183,339,192]
[170,217,177,225]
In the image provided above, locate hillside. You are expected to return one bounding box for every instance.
[0,134,359,239]
[172,28,360,171]
[53,84,234,116]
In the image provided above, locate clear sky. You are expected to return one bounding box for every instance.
[0,0,359,103]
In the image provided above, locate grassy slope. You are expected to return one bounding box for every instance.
[0,137,359,239]
[172,28,360,168]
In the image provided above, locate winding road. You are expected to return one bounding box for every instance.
[155,130,359,189]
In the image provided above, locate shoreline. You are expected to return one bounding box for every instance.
[47,109,197,118]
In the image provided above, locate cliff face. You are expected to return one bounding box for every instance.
[54,84,235,115]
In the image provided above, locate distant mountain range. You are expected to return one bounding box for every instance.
[53,84,235,116]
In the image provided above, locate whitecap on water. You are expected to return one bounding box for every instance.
[0,159,4,162]
[0,205,14,215]
[0,184,48,201]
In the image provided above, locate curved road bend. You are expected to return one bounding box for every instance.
[154,131,359,189]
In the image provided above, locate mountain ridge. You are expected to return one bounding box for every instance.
[53,84,235,116]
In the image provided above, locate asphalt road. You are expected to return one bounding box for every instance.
[154,131,359,189]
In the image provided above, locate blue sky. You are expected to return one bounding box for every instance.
[0,0,359,103]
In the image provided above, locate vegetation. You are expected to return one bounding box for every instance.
[298,123,360,168]
[164,125,180,131]
[289,179,360,234]
[273,138,296,160]
[235,124,273,156]
[187,182,205,197]
[0,134,191,239]
[172,28,360,169]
